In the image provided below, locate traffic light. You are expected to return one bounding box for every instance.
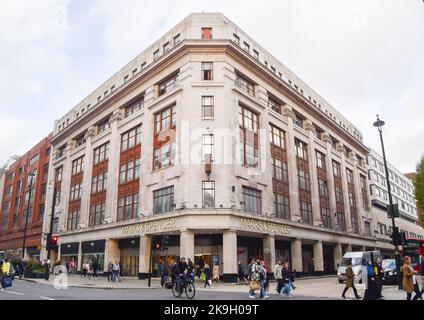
[392,228,406,246]
[387,204,400,219]
[48,235,58,249]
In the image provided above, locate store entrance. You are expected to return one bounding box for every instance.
[119,238,139,277]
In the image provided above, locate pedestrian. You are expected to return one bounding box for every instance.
[213,263,220,283]
[363,260,378,300]
[1,257,13,291]
[82,261,88,277]
[197,257,205,278]
[258,260,269,299]
[160,260,169,287]
[402,256,421,300]
[238,261,248,284]
[69,257,76,276]
[341,262,361,299]
[420,256,424,295]
[119,261,124,279]
[281,262,292,297]
[113,261,120,282]
[17,258,25,279]
[187,258,195,281]
[91,256,99,279]
[274,260,283,294]
[374,258,384,299]
[203,263,212,288]
[248,259,260,299]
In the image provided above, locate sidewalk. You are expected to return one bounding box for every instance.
[17,274,416,300]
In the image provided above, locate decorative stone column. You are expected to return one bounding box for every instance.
[351,153,365,235]
[222,230,238,283]
[263,234,276,279]
[58,142,73,232]
[337,143,352,232]
[77,241,82,272]
[291,238,303,273]
[283,105,300,221]
[180,230,194,262]
[322,132,337,228]
[313,240,324,275]
[104,239,121,272]
[334,242,343,270]
[139,234,151,279]
[79,127,95,228]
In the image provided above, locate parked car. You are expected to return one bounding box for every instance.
[382,259,398,285]
[337,251,382,283]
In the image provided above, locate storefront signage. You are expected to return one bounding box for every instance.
[240,217,290,235]
[122,218,176,235]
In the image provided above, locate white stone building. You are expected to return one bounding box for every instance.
[41,13,388,280]
[367,149,424,258]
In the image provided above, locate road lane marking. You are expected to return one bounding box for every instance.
[40,296,55,300]
[2,290,24,295]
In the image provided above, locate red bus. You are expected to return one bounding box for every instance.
[401,238,424,272]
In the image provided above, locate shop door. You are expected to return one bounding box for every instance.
[121,255,139,276]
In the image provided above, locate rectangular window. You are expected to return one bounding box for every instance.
[233,34,240,45]
[346,169,354,184]
[202,135,214,162]
[98,118,111,134]
[336,212,346,231]
[153,142,176,171]
[201,62,213,81]
[173,34,181,46]
[202,181,215,208]
[295,139,308,160]
[43,163,49,181]
[121,125,142,151]
[321,207,331,228]
[117,194,139,221]
[298,169,310,191]
[71,156,84,176]
[239,105,259,133]
[239,106,259,168]
[364,221,372,237]
[89,203,105,227]
[272,158,288,183]
[335,186,344,203]
[41,184,47,202]
[67,210,80,231]
[274,193,290,220]
[153,49,159,60]
[39,204,45,222]
[253,49,259,60]
[75,134,86,147]
[300,200,312,224]
[158,73,178,96]
[70,183,82,201]
[55,166,63,182]
[243,42,250,52]
[316,151,326,170]
[201,96,214,118]
[332,161,341,177]
[125,96,144,117]
[293,113,304,128]
[268,97,281,114]
[93,142,110,165]
[235,74,255,96]
[201,28,212,40]
[29,154,39,166]
[163,42,170,53]
[91,172,108,194]
[242,186,262,215]
[119,158,140,184]
[318,178,328,197]
[153,186,174,214]
[269,125,285,149]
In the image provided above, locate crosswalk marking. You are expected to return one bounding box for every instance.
[2,290,25,295]
[40,296,55,300]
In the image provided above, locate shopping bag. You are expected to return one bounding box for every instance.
[249,280,260,291]
[200,272,207,281]
[1,276,12,288]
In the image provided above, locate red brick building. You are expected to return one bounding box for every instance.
[0,134,52,259]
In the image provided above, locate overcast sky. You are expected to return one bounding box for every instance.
[0,0,423,173]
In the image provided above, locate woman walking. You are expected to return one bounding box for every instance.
[213,263,220,283]
[341,262,361,299]
[402,256,421,300]
[363,260,378,300]
[281,262,292,297]
[258,260,269,299]
[203,263,212,288]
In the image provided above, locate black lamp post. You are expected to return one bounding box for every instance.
[373,115,402,289]
[21,170,36,260]
[45,180,58,280]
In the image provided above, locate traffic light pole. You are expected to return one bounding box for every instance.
[148,239,153,287]
[45,183,57,280]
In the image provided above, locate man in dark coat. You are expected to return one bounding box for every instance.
[374,258,384,299]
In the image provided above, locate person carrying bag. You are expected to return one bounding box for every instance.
[1,257,13,291]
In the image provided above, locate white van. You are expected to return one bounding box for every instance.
[337,251,382,283]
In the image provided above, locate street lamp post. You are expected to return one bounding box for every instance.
[373,115,402,289]
[45,181,58,280]
[21,171,36,260]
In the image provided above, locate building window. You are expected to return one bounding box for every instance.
[89,203,105,227]
[321,207,331,228]
[268,97,281,114]
[295,139,308,160]
[155,106,176,134]
[336,212,346,231]
[202,181,215,208]
[153,142,176,171]
[242,186,262,214]
[163,42,170,53]
[351,215,359,234]
[274,193,290,220]
[346,169,354,184]
[43,163,49,181]
[93,142,110,165]
[153,186,174,214]
[293,113,304,128]
[300,200,312,224]
[233,34,240,45]
[335,186,344,203]
[117,194,139,221]
[173,34,181,46]
[153,49,159,60]
[364,221,372,236]
[298,169,310,191]
[272,158,288,183]
[316,151,326,170]
[235,74,255,96]
[125,96,145,117]
[201,27,212,40]
[269,125,285,149]
[55,166,63,182]
[332,161,341,177]
[202,135,214,162]
[158,73,179,96]
[253,49,259,60]
[57,145,66,158]
[153,106,177,171]
[318,178,328,197]
[29,154,39,166]
[70,183,82,201]
[67,210,80,231]
[71,156,84,176]
[119,158,140,184]
[239,106,259,168]
[75,134,86,147]
[39,204,45,222]
[201,62,213,81]
[243,42,250,52]
[239,105,259,133]
[91,173,108,194]
[201,96,214,118]
[121,125,142,151]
